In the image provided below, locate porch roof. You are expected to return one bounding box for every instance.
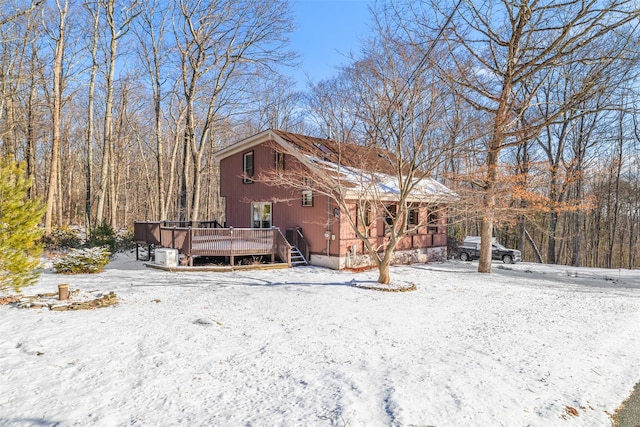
[307,155,459,203]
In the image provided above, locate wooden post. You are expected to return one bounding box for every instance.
[229,227,234,266]
[58,284,69,300]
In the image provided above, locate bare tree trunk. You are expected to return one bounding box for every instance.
[56,127,64,223]
[524,228,543,263]
[377,262,391,285]
[179,129,191,221]
[134,0,168,219]
[607,113,624,268]
[190,132,209,221]
[156,82,165,219]
[164,96,183,219]
[478,117,504,273]
[84,0,100,235]
[547,210,558,264]
[95,0,136,227]
[97,0,118,227]
[4,97,16,159]
[44,0,68,234]
[26,52,37,199]
[376,230,398,285]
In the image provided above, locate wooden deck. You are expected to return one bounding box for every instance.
[134,221,292,266]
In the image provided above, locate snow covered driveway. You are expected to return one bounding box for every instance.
[1,256,639,426]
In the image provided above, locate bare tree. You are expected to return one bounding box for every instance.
[432,0,640,272]
[133,0,170,219]
[174,0,295,221]
[42,0,68,234]
[243,74,306,135]
[82,0,101,235]
[95,0,138,228]
[306,74,360,143]
[0,0,44,27]
[266,6,458,284]
[0,0,42,186]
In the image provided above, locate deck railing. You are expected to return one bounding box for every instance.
[163,220,222,228]
[286,227,310,261]
[273,228,292,266]
[134,221,292,266]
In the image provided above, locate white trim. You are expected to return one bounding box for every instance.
[214,129,298,161]
[251,202,272,229]
[243,151,254,183]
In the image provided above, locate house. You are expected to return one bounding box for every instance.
[213,129,458,270]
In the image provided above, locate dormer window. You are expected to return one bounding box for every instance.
[243,151,254,183]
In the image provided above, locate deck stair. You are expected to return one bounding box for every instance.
[291,246,308,266]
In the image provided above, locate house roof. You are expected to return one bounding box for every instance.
[271,130,398,176]
[214,129,458,203]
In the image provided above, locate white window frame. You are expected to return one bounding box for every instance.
[302,177,313,207]
[243,151,254,183]
[251,202,272,228]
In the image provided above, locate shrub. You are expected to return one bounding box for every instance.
[0,157,46,292]
[41,226,82,250]
[115,228,135,252]
[89,222,116,254]
[53,247,111,274]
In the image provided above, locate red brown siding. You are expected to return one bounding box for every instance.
[218,135,449,261]
[219,139,340,256]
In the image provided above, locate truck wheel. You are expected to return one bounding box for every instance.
[502,254,513,264]
[460,252,470,262]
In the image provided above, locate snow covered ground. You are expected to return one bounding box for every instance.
[1,254,639,426]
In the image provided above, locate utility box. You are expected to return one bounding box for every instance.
[155,248,178,267]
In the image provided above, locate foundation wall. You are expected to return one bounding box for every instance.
[309,247,448,270]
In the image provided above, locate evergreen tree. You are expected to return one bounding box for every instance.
[0,157,46,292]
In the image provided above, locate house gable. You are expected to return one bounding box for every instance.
[215,132,338,258]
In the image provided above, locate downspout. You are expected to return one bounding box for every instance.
[326,195,331,256]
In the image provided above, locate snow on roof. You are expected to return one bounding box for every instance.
[307,155,458,203]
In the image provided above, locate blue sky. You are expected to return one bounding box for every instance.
[289,0,372,89]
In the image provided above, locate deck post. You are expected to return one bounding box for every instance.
[229,227,234,266]
[270,227,276,263]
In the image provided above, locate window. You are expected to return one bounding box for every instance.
[407,205,419,230]
[302,177,313,207]
[356,202,372,236]
[251,202,272,228]
[384,204,396,234]
[275,151,285,174]
[428,210,439,234]
[243,151,254,183]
